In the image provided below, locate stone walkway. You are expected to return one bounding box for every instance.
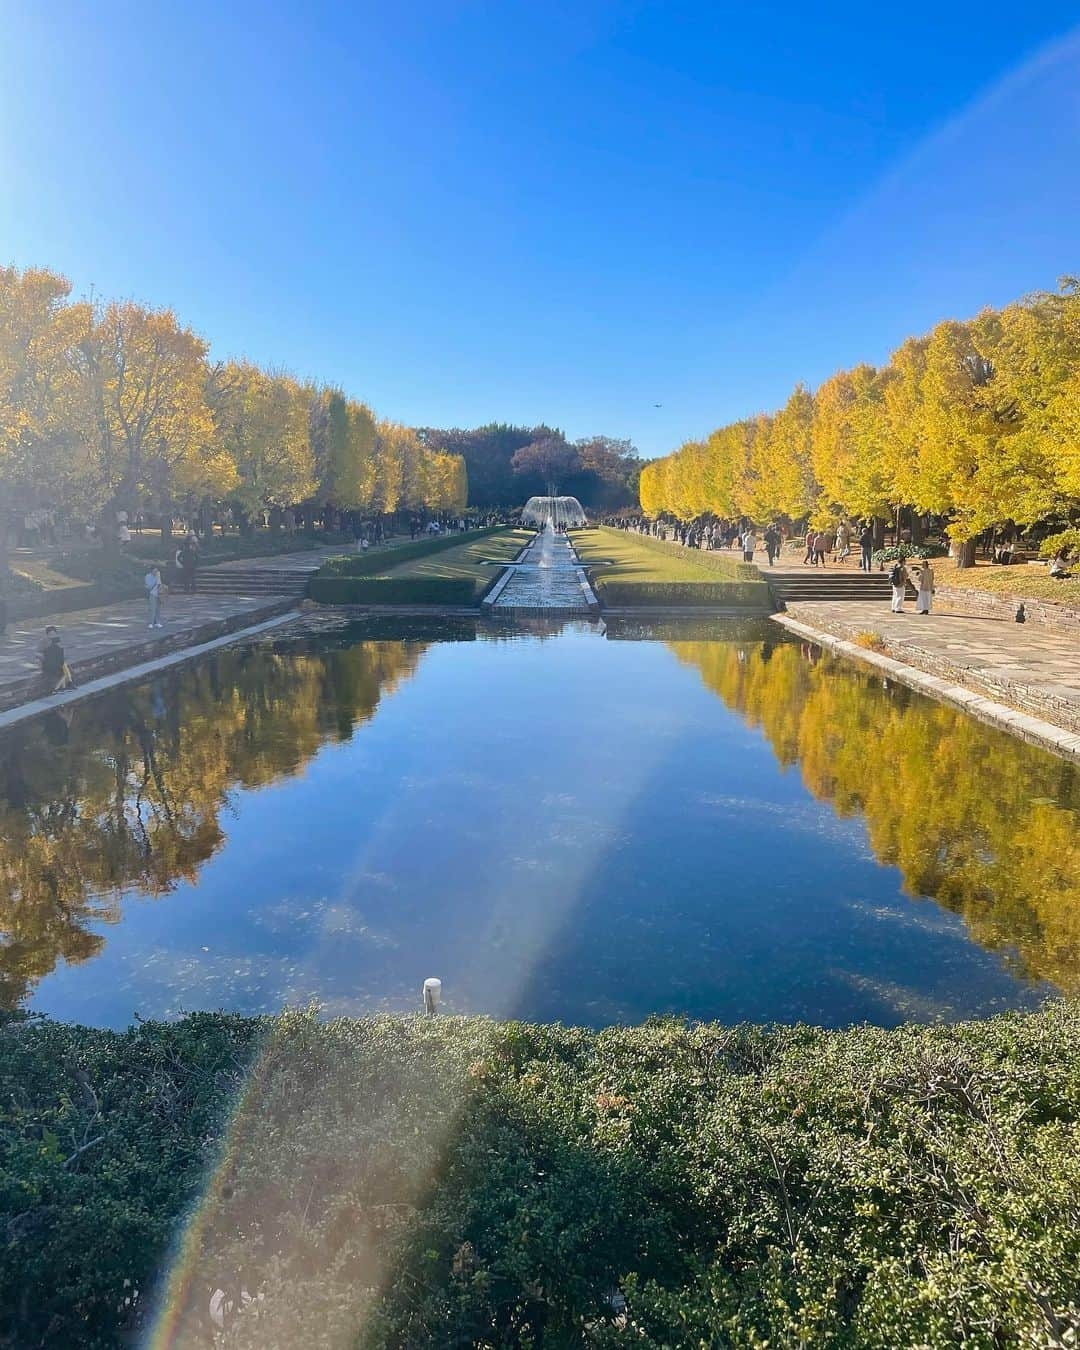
[0,592,298,712]
[783,599,1080,738]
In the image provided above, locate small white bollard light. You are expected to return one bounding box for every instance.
[422,977,442,1016]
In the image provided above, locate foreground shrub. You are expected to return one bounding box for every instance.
[871,543,948,567]
[3,1006,1080,1347]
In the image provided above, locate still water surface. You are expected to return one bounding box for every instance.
[1,617,1076,1029]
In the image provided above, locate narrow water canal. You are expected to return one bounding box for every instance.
[1,616,1075,1028]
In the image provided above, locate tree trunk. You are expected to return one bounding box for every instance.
[99,505,120,556]
[0,506,12,582]
[910,513,925,544]
[954,538,977,569]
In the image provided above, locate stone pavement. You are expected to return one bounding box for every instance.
[783,598,1080,737]
[0,592,298,712]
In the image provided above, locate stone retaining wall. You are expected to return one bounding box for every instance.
[774,614,1080,762]
[0,598,295,712]
[784,605,1080,736]
[934,584,1080,633]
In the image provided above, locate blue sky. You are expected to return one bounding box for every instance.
[2,1,1078,457]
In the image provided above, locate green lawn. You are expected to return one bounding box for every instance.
[382,527,532,584]
[570,527,727,582]
[11,559,89,592]
[934,558,1080,611]
[308,528,532,606]
[570,527,771,607]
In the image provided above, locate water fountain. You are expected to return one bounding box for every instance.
[521,495,588,530]
[539,519,556,568]
[482,495,599,614]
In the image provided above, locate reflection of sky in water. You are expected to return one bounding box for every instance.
[24,622,1060,1028]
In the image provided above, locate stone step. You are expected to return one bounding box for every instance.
[769,578,894,603]
[770,583,891,594]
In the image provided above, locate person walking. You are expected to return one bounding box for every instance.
[741,526,758,563]
[803,530,816,565]
[859,522,875,572]
[145,565,164,628]
[40,626,77,692]
[763,524,780,566]
[186,536,199,593]
[176,537,198,594]
[813,531,828,566]
[889,558,909,613]
[835,520,851,561]
[915,559,935,614]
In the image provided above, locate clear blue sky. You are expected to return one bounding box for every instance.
[2,1,1078,458]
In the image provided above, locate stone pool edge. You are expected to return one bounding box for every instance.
[0,609,304,733]
[773,613,1080,764]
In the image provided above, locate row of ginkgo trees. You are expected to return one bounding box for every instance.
[0,265,468,563]
[639,279,1080,564]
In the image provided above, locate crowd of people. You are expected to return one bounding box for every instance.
[4,506,1075,710]
[602,511,948,612]
[602,512,883,570]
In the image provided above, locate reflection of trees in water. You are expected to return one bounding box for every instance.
[669,638,1080,994]
[0,641,425,1007]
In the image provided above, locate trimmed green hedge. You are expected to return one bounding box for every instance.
[320,528,502,578]
[596,578,771,608]
[596,527,761,580]
[3,1005,1080,1348]
[308,575,482,606]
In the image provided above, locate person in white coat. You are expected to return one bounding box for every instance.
[915,560,935,614]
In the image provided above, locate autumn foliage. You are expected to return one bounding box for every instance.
[641,280,1080,543]
[0,266,468,544]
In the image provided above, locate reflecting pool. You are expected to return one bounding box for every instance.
[1,616,1076,1028]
